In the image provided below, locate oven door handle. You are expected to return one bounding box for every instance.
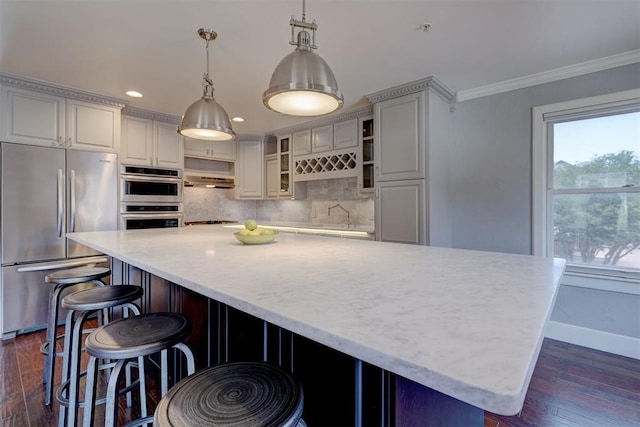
[120,174,183,184]
[120,213,184,220]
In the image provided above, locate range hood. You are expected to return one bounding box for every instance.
[183,157,235,188]
[183,174,235,188]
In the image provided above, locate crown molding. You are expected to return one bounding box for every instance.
[122,106,181,125]
[366,76,456,105]
[457,50,640,102]
[270,104,373,135]
[0,72,127,108]
[235,133,276,143]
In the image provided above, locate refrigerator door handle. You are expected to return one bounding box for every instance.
[70,169,76,232]
[57,169,64,237]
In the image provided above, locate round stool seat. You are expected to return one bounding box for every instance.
[85,313,192,360]
[154,362,304,427]
[45,266,110,285]
[61,285,143,311]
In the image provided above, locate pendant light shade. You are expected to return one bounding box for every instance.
[179,28,235,141]
[263,1,343,116]
[179,97,234,141]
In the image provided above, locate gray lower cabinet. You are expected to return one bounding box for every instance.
[376,179,425,245]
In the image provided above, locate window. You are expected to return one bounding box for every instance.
[533,89,640,280]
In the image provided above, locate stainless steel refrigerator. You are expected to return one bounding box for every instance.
[1,143,117,336]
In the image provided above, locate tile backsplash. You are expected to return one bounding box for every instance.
[183,187,256,222]
[183,177,374,228]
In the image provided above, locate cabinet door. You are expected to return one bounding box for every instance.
[375,92,425,181]
[333,119,358,150]
[292,130,311,156]
[183,137,210,158]
[311,125,333,153]
[154,121,183,168]
[121,116,153,165]
[67,100,120,152]
[211,140,236,161]
[236,140,264,199]
[265,155,280,198]
[376,179,425,245]
[1,86,66,147]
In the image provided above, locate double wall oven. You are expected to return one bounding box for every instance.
[119,165,184,229]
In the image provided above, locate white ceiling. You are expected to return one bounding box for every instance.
[1,0,639,134]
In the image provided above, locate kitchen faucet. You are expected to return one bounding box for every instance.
[328,203,350,225]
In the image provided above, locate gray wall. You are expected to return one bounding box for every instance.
[450,63,640,255]
[450,63,640,346]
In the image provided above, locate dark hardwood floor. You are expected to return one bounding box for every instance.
[0,321,159,426]
[1,326,638,426]
[484,339,640,427]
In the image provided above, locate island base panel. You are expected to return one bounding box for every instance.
[396,375,484,426]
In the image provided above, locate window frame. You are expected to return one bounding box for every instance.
[532,88,640,280]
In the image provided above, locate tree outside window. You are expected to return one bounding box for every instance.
[551,112,640,271]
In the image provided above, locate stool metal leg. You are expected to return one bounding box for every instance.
[44,284,65,406]
[64,309,93,427]
[83,355,99,427]
[137,354,148,422]
[161,349,168,396]
[104,359,127,427]
[173,343,196,375]
[57,308,77,427]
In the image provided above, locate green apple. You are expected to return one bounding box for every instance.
[248,229,261,236]
[237,229,250,236]
[260,228,275,235]
[244,219,258,231]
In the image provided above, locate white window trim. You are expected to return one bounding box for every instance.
[531,88,640,261]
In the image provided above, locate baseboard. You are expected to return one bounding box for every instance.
[545,320,640,360]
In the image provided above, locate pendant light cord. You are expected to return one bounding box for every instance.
[202,31,214,99]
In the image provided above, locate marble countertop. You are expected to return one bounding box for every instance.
[67,226,565,415]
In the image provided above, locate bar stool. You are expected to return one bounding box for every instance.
[57,285,144,427]
[154,362,306,427]
[83,313,196,427]
[43,266,111,406]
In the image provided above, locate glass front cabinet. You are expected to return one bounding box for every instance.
[360,116,375,192]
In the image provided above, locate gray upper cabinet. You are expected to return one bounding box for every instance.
[311,124,333,153]
[235,138,265,199]
[292,129,311,156]
[1,85,65,147]
[121,115,183,168]
[374,91,425,182]
[184,137,236,162]
[1,84,122,152]
[332,118,358,150]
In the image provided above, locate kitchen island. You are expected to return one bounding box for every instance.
[68,225,565,425]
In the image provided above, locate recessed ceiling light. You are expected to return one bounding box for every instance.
[231,117,244,122]
[126,90,143,98]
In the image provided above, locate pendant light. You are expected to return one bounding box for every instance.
[263,0,343,116]
[178,28,235,141]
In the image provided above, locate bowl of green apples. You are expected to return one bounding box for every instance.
[234,220,278,245]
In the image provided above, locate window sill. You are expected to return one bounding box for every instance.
[561,268,640,296]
